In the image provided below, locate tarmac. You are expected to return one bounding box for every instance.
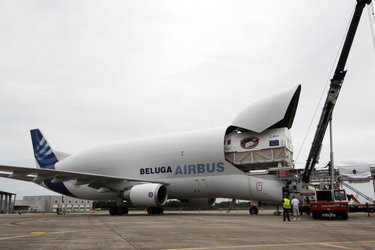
[1,210,375,249]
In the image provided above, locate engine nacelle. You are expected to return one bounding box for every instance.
[184,198,216,208]
[123,183,168,207]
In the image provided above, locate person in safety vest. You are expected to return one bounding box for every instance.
[282,195,291,221]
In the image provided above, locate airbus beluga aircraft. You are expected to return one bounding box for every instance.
[0,85,300,215]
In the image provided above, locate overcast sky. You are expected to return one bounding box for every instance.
[1,0,374,199]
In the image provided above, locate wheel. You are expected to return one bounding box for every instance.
[152,207,163,214]
[312,211,317,219]
[312,211,321,220]
[249,206,258,215]
[119,207,129,215]
[335,211,341,219]
[337,211,348,220]
[109,207,118,216]
[147,207,164,214]
[300,206,311,215]
[342,211,348,220]
[109,206,128,215]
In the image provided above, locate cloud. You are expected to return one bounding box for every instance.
[1,0,374,198]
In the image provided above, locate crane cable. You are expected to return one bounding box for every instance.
[368,2,375,49]
[294,7,356,165]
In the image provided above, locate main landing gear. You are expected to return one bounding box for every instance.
[146,207,164,215]
[249,206,259,215]
[109,206,164,215]
[109,198,129,216]
[109,206,129,216]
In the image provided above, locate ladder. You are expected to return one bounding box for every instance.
[342,182,375,203]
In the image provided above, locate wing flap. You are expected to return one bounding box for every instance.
[0,173,34,182]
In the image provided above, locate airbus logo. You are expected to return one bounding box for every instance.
[140,162,225,176]
[175,162,224,175]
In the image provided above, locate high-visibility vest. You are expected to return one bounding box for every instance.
[283,198,291,209]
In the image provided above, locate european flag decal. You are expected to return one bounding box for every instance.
[269,140,279,147]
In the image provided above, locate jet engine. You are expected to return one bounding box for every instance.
[123,183,168,207]
[184,198,216,208]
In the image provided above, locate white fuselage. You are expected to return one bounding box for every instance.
[52,127,285,203]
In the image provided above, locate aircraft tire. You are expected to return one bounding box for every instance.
[119,207,129,215]
[249,206,258,215]
[109,206,129,215]
[147,207,164,214]
[109,207,119,216]
[312,211,322,220]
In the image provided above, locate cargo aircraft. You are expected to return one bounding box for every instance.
[0,85,301,215]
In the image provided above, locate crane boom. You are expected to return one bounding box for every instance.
[302,0,372,183]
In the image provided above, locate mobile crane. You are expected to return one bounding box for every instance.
[301,0,372,219]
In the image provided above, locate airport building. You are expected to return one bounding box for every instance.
[16,195,93,213]
[0,190,16,214]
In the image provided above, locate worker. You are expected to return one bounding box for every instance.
[291,196,301,221]
[282,195,291,221]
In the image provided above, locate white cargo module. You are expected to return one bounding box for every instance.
[224,128,293,171]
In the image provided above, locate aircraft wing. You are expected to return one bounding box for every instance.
[0,165,169,191]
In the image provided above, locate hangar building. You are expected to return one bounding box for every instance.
[16,195,93,213]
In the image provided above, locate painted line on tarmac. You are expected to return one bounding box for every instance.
[0,229,89,241]
[164,240,375,250]
[318,242,358,250]
[0,226,158,241]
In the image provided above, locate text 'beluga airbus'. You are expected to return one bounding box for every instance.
[0,85,301,215]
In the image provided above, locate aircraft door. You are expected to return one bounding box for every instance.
[194,178,213,196]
